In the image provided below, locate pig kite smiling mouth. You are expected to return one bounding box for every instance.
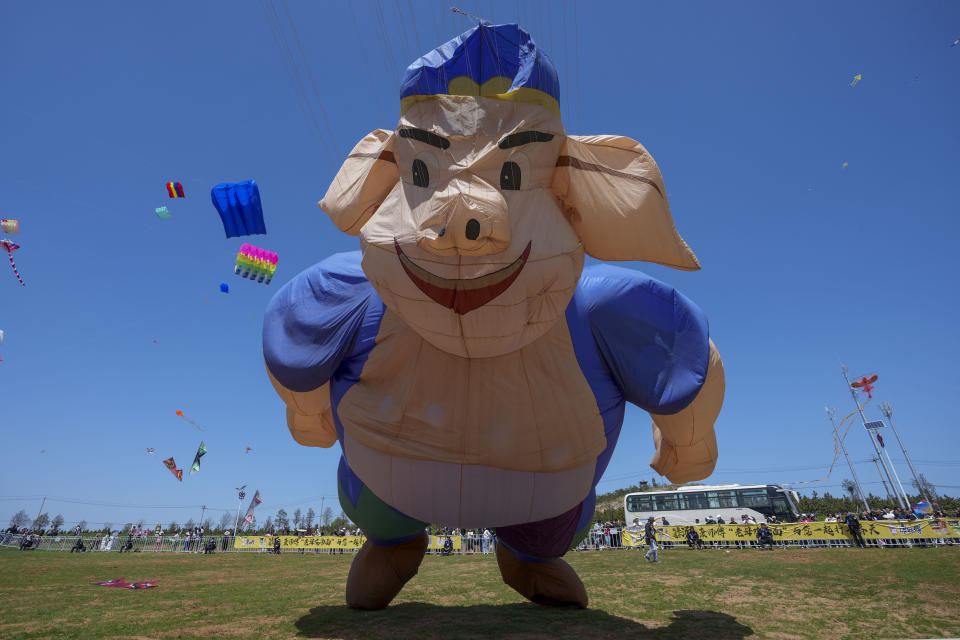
[394,239,532,315]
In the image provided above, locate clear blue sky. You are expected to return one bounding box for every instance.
[2,1,958,530]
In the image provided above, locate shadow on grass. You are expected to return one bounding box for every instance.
[295,603,753,639]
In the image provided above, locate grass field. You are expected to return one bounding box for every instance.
[1,546,959,639]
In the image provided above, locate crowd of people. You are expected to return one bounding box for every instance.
[811,507,950,522]
[5,505,957,556]
[427,527,496,553]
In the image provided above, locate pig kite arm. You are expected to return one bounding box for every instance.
[582,264,724,483]
[262,251,383,447]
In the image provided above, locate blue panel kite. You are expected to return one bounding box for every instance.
[210,180,266,238]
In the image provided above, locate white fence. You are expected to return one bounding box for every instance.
[2,527,957,554]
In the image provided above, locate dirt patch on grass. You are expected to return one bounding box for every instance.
[158,616,289,639]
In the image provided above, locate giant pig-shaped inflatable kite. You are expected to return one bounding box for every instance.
[264,23,724,609]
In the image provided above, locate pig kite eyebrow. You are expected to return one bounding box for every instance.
[398,128,450,150]
[498,130,554,149]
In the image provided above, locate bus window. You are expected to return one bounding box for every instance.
[738,488,769,508]
[626,495,652,512]
[680,492,708,510]
[771,497,791,519]
[653,495,679,511]
[706,490,738,508]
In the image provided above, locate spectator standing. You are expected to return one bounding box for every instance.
[482,528,492,554]
[845,512,866,548]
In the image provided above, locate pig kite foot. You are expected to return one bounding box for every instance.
[345,532,428,610]
[495,543,588,609]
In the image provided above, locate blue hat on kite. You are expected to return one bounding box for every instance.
[399,23,561,118]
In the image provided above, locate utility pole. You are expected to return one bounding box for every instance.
[871,456,891,500]
[826,406,869,512]
[841,365,906,508]
[320,497,325,532]
[873,426,911,509]
[199,505,206,529]
[34,496,46,530]
[879,401,932,505]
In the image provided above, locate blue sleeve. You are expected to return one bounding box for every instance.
[262,251,381,393]
[579,264,710,415]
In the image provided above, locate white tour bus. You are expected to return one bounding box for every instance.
[624,484,801,526]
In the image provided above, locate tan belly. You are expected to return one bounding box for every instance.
[336,309,605,525]
[338,309,605,471]
[344,432,595,527]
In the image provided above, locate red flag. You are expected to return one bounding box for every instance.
[877,433,885,448]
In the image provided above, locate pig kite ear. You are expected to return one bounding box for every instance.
[318,129,398,235]
[552,135,700,270]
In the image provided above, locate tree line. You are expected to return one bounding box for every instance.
[6,505,356,536]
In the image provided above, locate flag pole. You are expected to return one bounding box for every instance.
[841,365,906,509]
[34,496,45,531]
[878,433,910,509]
[879,402,933,506]
[233,491,243,534]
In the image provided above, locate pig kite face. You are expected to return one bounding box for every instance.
[320,26,699,359]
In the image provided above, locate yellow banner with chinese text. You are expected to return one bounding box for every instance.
[233,535,366,550]
[232,534,463,550]
[619,519,957,546]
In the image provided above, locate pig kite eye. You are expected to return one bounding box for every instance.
[412,159,430,188]
[500,162,521,190]
[411,150,438,188]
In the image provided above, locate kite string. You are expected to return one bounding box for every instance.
[450,6,489,24]
[784,400,870,486]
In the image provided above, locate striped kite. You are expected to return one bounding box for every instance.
[166,182,185,198]
[1,219,19,234]
[1,239,25,286]
[235,243,278,284]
